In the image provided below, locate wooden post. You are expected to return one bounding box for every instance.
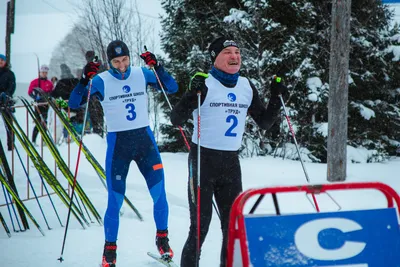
[327,0,351,182]
[5,0,15,65]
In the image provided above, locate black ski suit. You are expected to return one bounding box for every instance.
[171,71,282,267]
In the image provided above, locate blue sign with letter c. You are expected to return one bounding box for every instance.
[244,208,400,267]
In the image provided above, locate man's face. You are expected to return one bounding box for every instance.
[0,58,6,68]
[111,56,130,73]
[40,71,48,78]
[214,46,241,74]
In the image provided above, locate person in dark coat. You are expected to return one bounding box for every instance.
[0,54,16,150]
[52,64,79,100]
[51,64,83,140]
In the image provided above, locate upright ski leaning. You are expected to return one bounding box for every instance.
[68,40,178,267]
[170,36,288,267]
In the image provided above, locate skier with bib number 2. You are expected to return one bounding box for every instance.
[171,36,288,267]
[68,40,178,267]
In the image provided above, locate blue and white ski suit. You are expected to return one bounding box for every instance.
[69,65,178,242]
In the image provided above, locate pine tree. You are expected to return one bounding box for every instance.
[159,0,400,160]
[224,0,400,161]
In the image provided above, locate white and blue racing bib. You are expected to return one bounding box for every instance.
[99,67,149,132]
[192,75,253,151]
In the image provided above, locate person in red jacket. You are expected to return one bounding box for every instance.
[28,64,53,144]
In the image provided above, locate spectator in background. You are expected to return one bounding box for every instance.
[0,53,16,150]
[28,64,53,145]
[52,64,79,100]
[51,76,58,89]
[52,63,82,142]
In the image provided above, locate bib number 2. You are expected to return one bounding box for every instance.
[225,115,238,137]
[125,103,137,121]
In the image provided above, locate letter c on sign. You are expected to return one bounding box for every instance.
[294,218,366,261]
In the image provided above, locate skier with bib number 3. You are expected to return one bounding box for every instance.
[68,40,178,267]
[171,36,288,267]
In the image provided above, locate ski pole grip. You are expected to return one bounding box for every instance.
[190,72,209,94]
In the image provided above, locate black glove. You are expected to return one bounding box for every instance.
[189,72,209,94]
[0,92,15,111]
[140,51,157,67]
[0,92,9,105]
[270,76,288,97]
[80,62,100,86]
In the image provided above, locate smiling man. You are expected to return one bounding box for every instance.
[68,40,178,267]
[171,36,288,267]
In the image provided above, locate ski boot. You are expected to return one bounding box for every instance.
[102,241,117,267]
[156,229,174,260]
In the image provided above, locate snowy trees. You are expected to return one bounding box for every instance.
[160,0,400,162]
[49,0,157,79]
[48,25,90,79]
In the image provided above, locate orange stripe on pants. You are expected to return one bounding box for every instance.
[153,163,163,171]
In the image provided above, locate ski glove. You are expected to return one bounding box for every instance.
[31,87,45,101]
[80,61,100,86]
[140,51,158,67]
[189,72,209,95]
[271,76,288,97]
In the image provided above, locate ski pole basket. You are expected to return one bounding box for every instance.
[227,182,400,267]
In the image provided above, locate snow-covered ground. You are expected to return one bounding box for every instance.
[0,105,399,266]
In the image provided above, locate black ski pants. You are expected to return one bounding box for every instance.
[181,143,242,267]
[3,112,14,150]
[32,104,49,143]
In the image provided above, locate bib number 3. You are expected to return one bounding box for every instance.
[125,103,137,121]
[225,115,238,137]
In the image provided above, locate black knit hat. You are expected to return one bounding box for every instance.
[107,40,130,61]
[208,37,239,63]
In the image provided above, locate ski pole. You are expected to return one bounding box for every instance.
[2,178,23,231]
[0,211,11,237]
[14,144,52,230]
[5,185,23,230]
[0,137,28,230]
[58,79,93,262]
[148,60,221,219]
[249,76,320,214]
[143,46,190,150]
[1,183,17,232]
[78,195,94,224]
[196,84,201,267]
[277,77,319,211]
[37,172,64,227]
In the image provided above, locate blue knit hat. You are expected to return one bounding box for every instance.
[0,54,6,61]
